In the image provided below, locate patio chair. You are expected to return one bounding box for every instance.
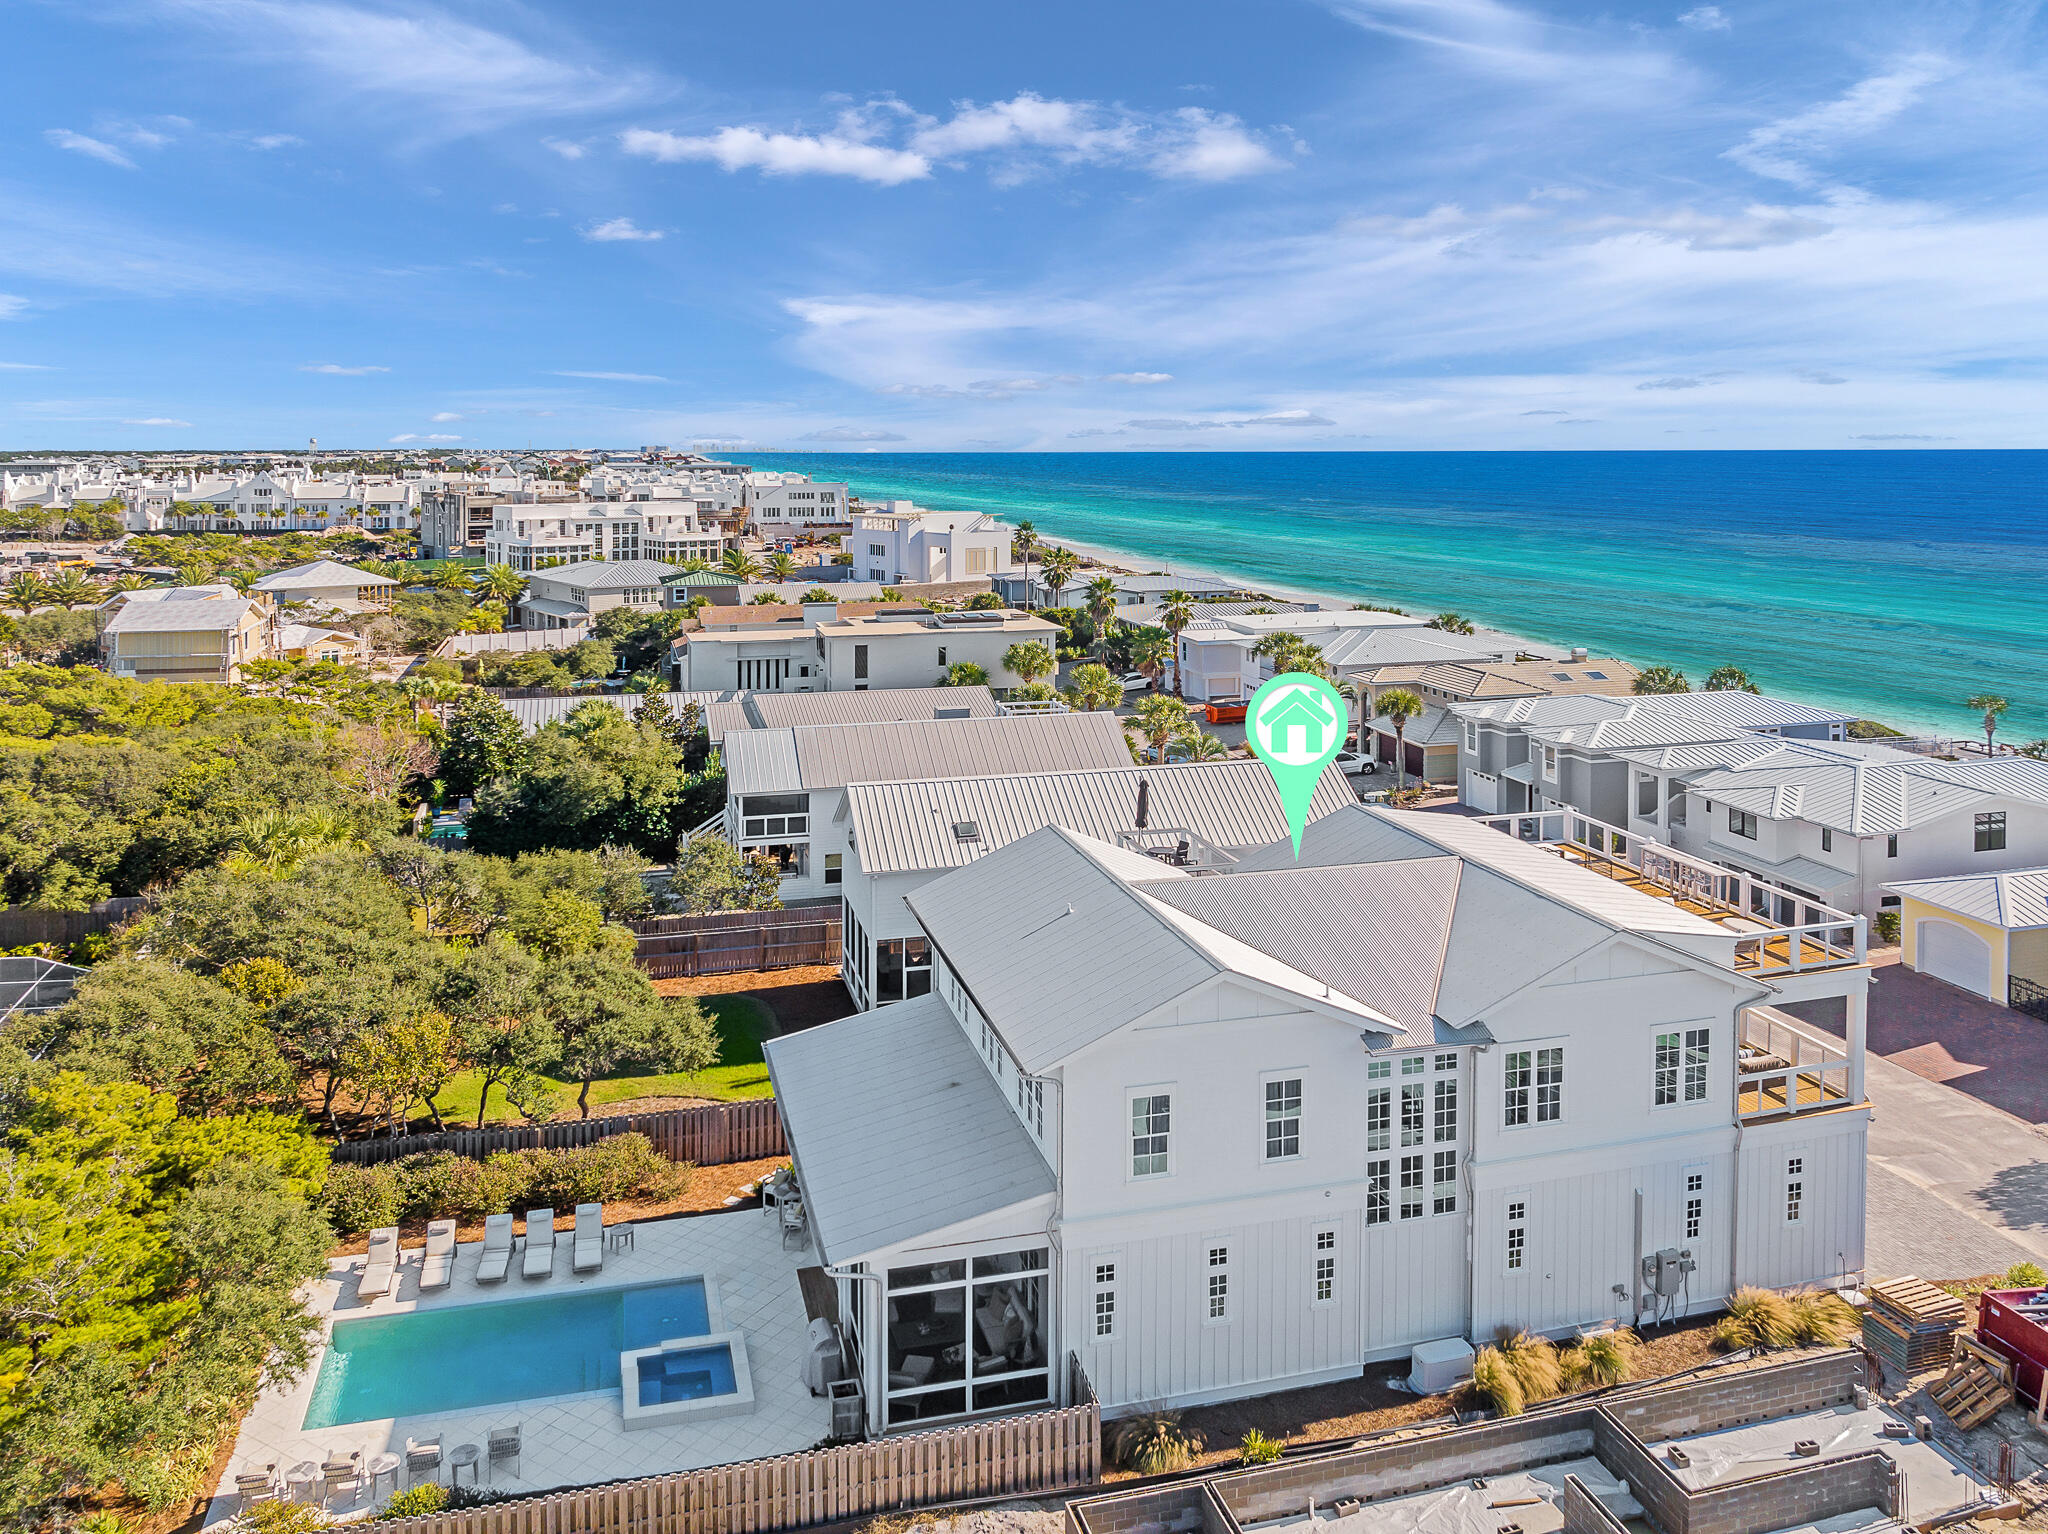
[476,1211,515,1283]
[357,1226,399,1300]
[572,1202,604,1274]
[522,1208,556,1279]
[234,1467,280,1511]
[404,1435,443,1487]
[487,1424,521,1482]
[780,1196,809,1251]
[320,1453,361,1509]
[419,1217,457,1291]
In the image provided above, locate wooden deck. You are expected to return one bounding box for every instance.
[1737,1070,1850,1117]
[1557,846,1848,971]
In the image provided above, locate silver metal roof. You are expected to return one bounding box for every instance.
[844,760,1354,876]
[529,558,685,588]
[744,685,1002,732]
[1233,804,1450,871]
[1363,703,1462,746]
[1682,756,1992,834]
[1885,868,2048,930]
[723,710,1131,797]
[501,690,737,735]
[253,559,397,589]
[102,593,253,633]
[763,993,1054,1264]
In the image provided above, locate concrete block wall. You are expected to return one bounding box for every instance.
[1684,1452,1897,1534]
[1070,1481,1230,1534]
[1591,1411,1687,1534]
[1603,1352,1866,1444]
[1210,1412,1598,1526]
[1562,1474,1634,1534]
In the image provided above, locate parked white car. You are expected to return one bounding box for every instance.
[1117,673,1150,695]
[1334,749,1370,775]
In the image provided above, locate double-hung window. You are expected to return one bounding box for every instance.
[1433,1078,1458,1143]
[1653,1028,1710,1106]
[1130,1093,1171,1178]
[1400,1081,1426,1147]
[1366,1158,1391,1226]
[1313,1229,1337,1303]
[1785,1157,1804,1223]
[1206,1245,1231,1322]
[1685,1171,1705,1241]
[1366,1083,1391,1153]
[1433,1150,1458,1214]
[1091,1260,1118,1340]
[1977,812,2008,852]
[1399,1154,1425,1219]
[1264,1077,1302,1160]
[1504,1047,1563,1126]
[1506,1200,1527,1271]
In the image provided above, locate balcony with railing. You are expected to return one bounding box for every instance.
[1738,1005,1855,1121]
[1473,807,1867,976]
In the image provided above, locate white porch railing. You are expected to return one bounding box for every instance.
[999,698,1072,714]
[1115,826,1238,871]
[1473,807,1867,975]
[681,808,729,846]
[1738,1005,1853,1120]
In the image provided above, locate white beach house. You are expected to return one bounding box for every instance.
[765,802,1871,1435]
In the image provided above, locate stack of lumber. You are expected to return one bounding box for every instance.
[1928,1336,2013,1430]
[1863,1277,1966,1376]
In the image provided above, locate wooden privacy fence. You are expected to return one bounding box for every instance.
[631,905,842,978]
[0,897,149,948]
[329,1099,786,1167]
[372,1359,1100,1534]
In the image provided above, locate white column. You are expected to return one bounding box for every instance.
[1847,982,1869,1105]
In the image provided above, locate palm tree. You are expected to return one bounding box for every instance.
[1966,694,2010,758]
[108,571,147,592]
[222,568,257,595]
[1376,687,1425,793]
[1003,640,1058,688]
[1039,547,1078,608]
[433,563,475,592]
[1064,662,1122,711]
[721,548,762,582]
[765,552,799,582]
[39,569,100,609]
[944,660,991,687]
[474,564,528,604]
[1251,630,1330,680]
[1128,693,1194,763]
[1127,629,1171,692]
[1632,666,1691,695]
[1426,612,1476,635]
[1085,576,1120,654]
[676,557,713,575]
[1159,590,1194,694]
[1174,726,1230,761]
[1013,520,1037,606]
[1703,665,1760,693]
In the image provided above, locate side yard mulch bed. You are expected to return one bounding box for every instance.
[656,964,855,1033]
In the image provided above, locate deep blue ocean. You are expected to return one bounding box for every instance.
[744,451,2048,739]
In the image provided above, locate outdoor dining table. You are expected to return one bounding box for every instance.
[366,1451,403,1500]
[285,1461,320,1502]
[448,1443,482,1487]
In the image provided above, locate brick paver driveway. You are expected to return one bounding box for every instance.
[1861,952,2048,1125]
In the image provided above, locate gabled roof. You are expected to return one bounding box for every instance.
[763,993,1054,1264]
[745,685,1002,731]
[844,759,1355,875]
[1318,627,1499,670]
[723,710,1131,797]
[102,589,254,634]
[1680,756,1994,834]
[252,559,397,589]
[529,558,683,588]
[1886,867,2048,930]
[1365,703,1462,746]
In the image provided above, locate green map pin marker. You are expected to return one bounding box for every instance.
[1246,671,1348,859]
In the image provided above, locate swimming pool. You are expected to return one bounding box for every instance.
[303,1278,712,1429]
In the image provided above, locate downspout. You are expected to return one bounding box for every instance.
[1464,1043,1490,1341]
[824,1260,885,1439]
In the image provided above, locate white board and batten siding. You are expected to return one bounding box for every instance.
[1733,1111,1867,1293]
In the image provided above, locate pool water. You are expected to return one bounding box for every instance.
[637,1344,739,1407]
[303,1278,710,1429]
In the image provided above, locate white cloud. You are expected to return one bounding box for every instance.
[390,433,462,443]
[621,127,930,186]
[143,0,656,135]
[1727,55,1956,187]
[121,417,193,427]
[1677,6,1730,31]
[430,411,464,421]
[301,362,389,375]
[44,130,136,169]
[0,296,28,321]
[1125,409,1336,430]
[582,217,665,242]
[1636,376,1704,389]
[0,362,48,370]
[250,132,303,149]
[1797,369,1847,385]
[1318,0,1679,98]
[542,137,587,159]
[801,427,908,442]
[553,370,667,382]
[622,94,1290,187]
[1103,372,1173,384]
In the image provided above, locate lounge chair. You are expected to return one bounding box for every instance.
[357,1226,399,1299]
[476,1212,514,1284]
[420,1217,457,1291]
[522,1209,556,1279]
[487,1425,521,1482]
[572,1202,603,1274]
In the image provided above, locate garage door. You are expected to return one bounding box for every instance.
[1918,919,1994,1001]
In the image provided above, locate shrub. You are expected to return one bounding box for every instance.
[1239,1427,1283,1465]
[1787,1291,1859,1345]
[1498,1330,1564,1402]
[1716,1286,1799,1351]
[323,1161,402,1235]
[1562,1329,1638,1389]
[477,1149,536,1218]
[240,1503,326,1534]
[1110,1409,1199,1473]
[1872,910,1900,944]
[1468,1345,1525,1416]
[379,1482,448,1517]
[2005,1262,2047,1288]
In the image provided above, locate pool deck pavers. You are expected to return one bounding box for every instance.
[205,1206,828,1526]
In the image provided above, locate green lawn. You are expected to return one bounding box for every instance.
[429,994,776,1127]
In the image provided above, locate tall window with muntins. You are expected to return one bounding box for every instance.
[1366,1085,1391,1152]
[1504,1047,1563,1125]
[1313,1229,1336,1303]
[1400,1082,1426,1147]
[1092,1262,1117,1339]
[1264,1078,1302,1160]
[1131,1094,1171,1178]
[1506,1200,1527,1271]
[1977,811,2008,851]
[1206,1246,1230,1321]
[1785,1157,1804,1223]
[1685,1171,1704,1241]
[1433,1150,1458,1214]
[1399,1154,1424,1219]
[1654,1028,1710,1106]
[1433,1079,1458,1142]
[1366,1158,1391,1226]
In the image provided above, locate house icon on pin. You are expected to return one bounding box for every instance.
[1254,683,1341,766]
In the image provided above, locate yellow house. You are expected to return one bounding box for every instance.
[99,586,275,685]
[1886,868,2048,1016]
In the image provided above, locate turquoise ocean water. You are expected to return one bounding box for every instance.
[744,451,2048,739]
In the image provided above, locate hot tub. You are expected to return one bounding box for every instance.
[620,1331,755,1430]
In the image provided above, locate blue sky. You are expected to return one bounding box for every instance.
[4,0,2045,451]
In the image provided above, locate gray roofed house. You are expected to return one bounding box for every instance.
[762,993,1055,1265]
[743,684,1002,732]
[723,710,1131,797]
